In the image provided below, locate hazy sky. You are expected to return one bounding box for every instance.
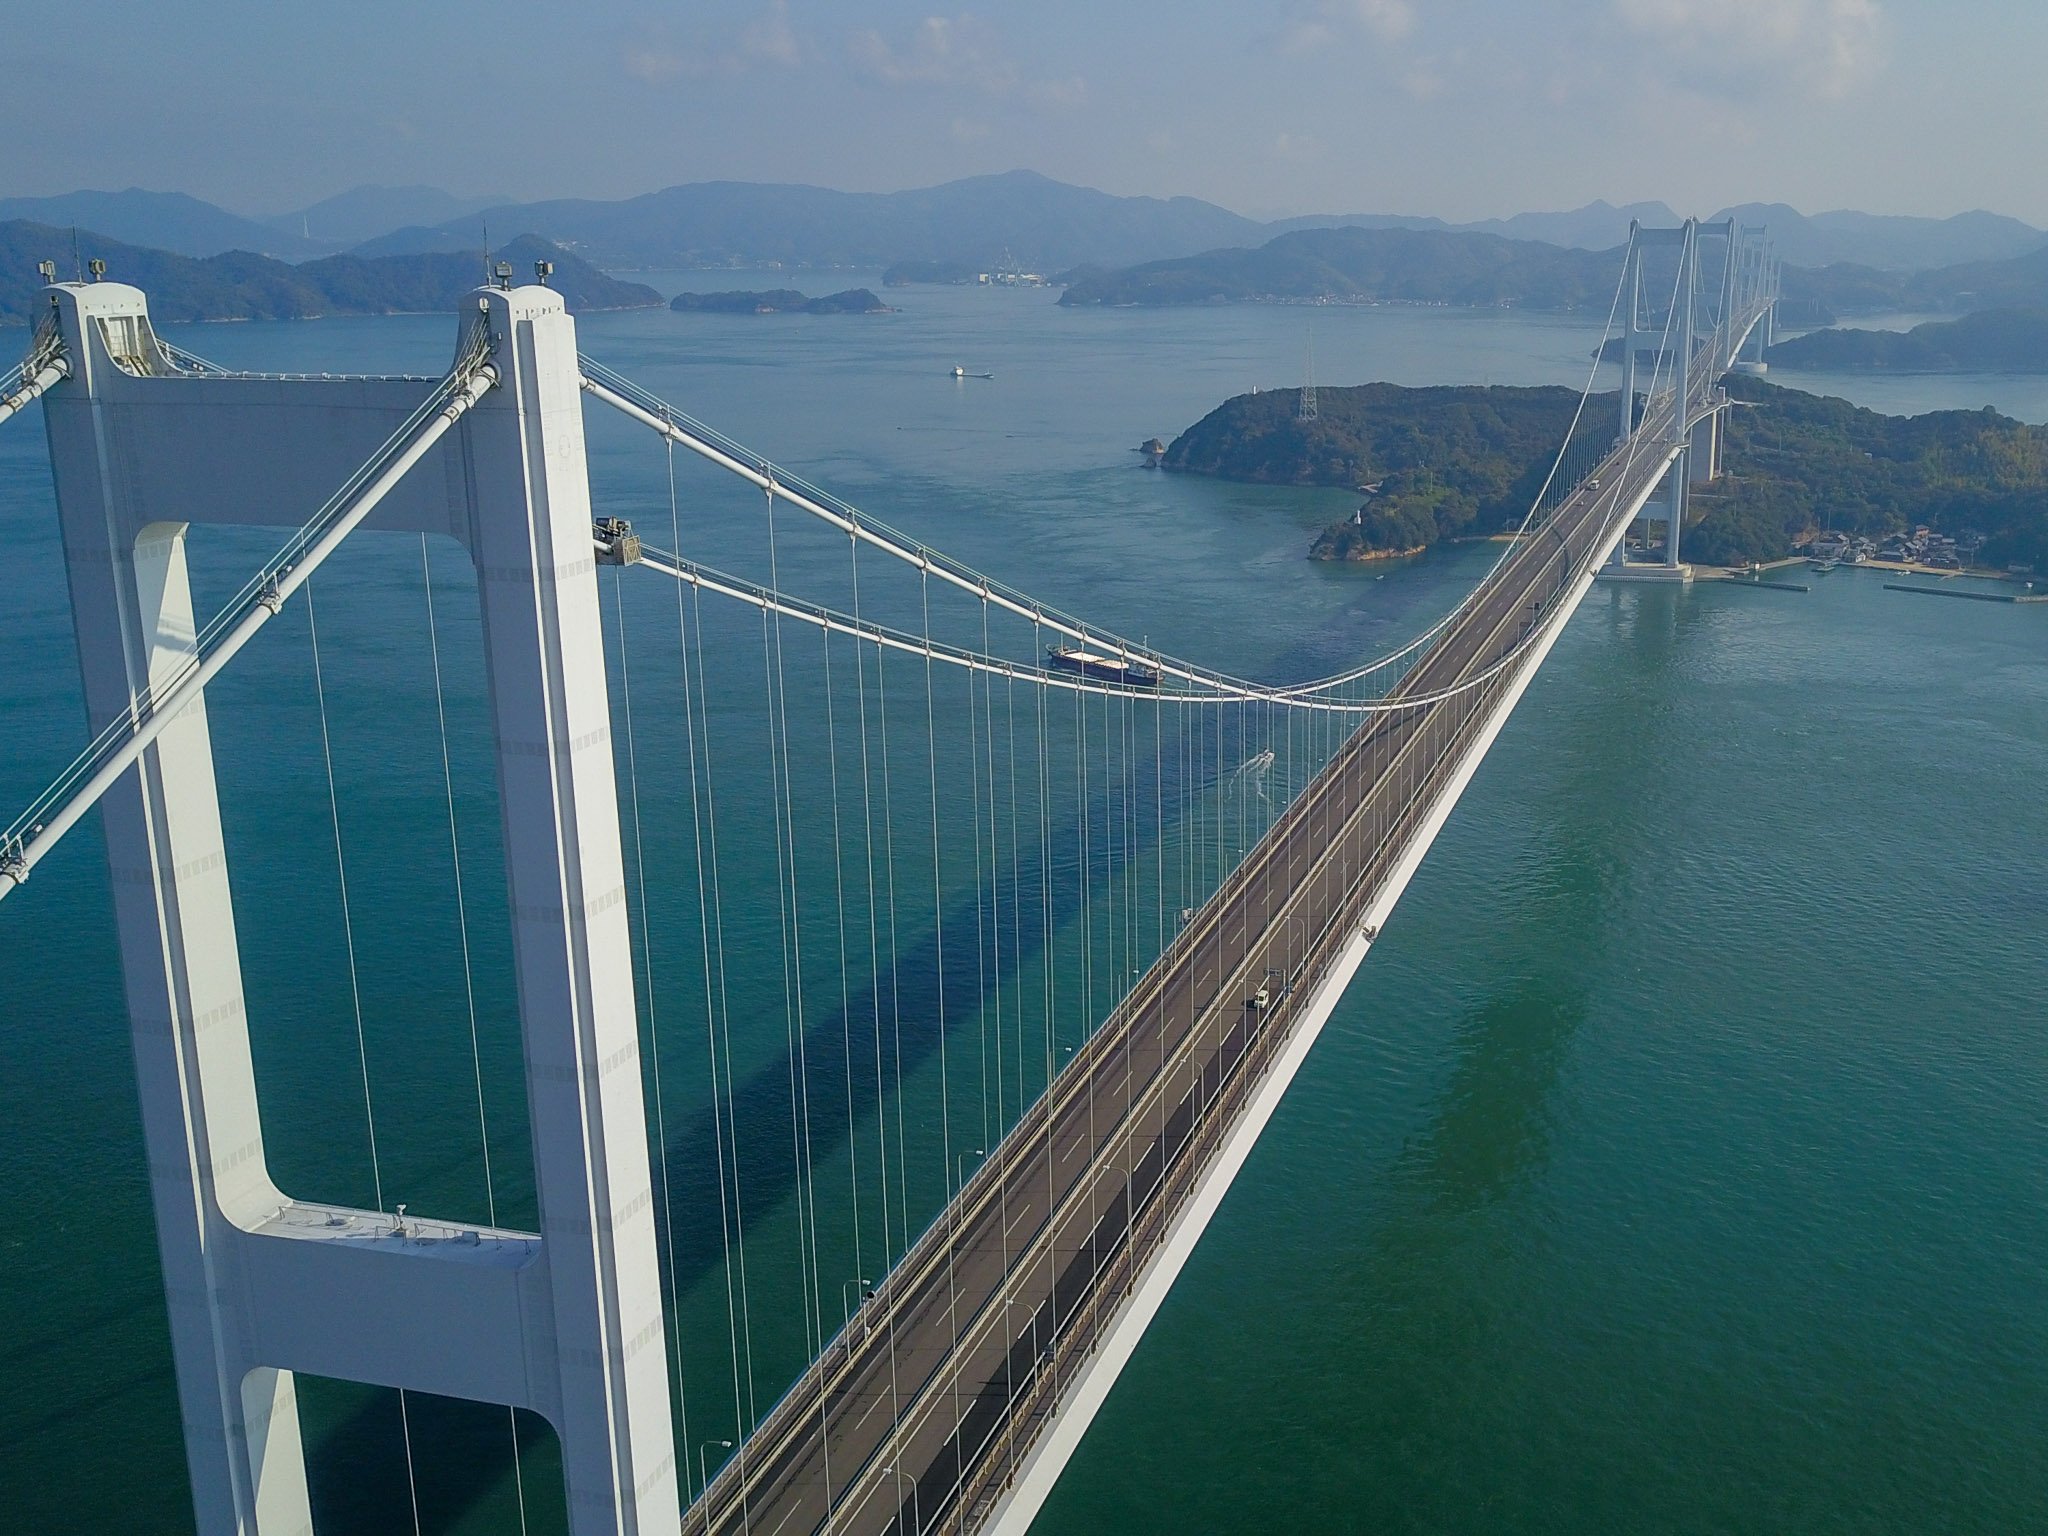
[10,0,2044,224]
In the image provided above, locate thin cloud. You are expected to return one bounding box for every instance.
[1613,0,1882,100]
[737,0,801,67]
[623,1,804,83]
[1276,0,1418,55]
[848,15,1015,89]
[847,14,1085,110]
[1403,61,1445,101]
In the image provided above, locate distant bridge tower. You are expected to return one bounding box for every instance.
[1733,226,1776,371]
[36,279,680,1535]
[1298,329,1317,422]
[1605,217,1776,580]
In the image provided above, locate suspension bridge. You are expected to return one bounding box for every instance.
[0,219,1775,1536]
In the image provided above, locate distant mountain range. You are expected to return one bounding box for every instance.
[350,170,1263,271]
[1061,221,2048,320]
[0,222,659,325]
[1711,203,2046,272]
[1059,226,1623,310]
[1784,243,2048,319]
[1265,200,1682,254]
[362,176,2048,277]
[261,185,511,247]
[0,189,325,261]
[8,173,2042,279]
[0,186,510,261]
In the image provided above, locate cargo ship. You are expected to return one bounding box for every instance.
[1046,644,1162,688]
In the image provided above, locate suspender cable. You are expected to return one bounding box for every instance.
[966,603,992,1157]
[847,533,897,1268]
[759,485,825,1370]
[305,579,420,1536]
[848,533,910,1527]
[919,562,966,1514]
[980,593,1006,1144]
[687,580,762,1457]
[609,566,695,1496]
[764,482,837,1504]
[420,535,529,1533]
[306,581,383,1216]
[869,559,911,1265]
[821,614,865,1286]
[1005,652,1027,1118]
[396,1390,424,1536]
[665,441,753,1511]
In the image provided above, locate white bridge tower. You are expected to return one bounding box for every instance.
[36,278,680,1535]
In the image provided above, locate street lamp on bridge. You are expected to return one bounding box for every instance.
[697,1438,735,1499]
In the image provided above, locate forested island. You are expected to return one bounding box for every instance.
[1165,376,2048,571]
[0,223,660,323]
[1683,375,2048,567]
[670,287,890,314]
[1165,383,1614,558]
[1766,308,2048,371]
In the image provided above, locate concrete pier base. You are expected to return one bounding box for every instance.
[1598,561,1695,583]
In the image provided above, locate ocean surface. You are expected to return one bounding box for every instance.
[1,277,2043,1534]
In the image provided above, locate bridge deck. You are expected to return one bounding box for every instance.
[686,342,1739,1536]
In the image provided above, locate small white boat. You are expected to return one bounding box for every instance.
[951,366,994,380]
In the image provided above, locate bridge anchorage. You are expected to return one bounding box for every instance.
[1,224,1774,1535]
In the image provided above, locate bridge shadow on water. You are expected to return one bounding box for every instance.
[645,704,1252,1299]
[1392,577,1693,1213]
[1328,586,1693,1522]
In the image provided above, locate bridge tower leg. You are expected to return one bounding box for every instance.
[38,280,679,1535]
[1666,219,1697,569]
[1611,223,1643,568]
[1715,218,1738,368]
[460,284,682,1536]
[42,284,316,1536]
[1619,220,1641,446]
[1689,407,1720,484]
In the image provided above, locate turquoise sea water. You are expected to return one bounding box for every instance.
[1,280,2043,1533]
